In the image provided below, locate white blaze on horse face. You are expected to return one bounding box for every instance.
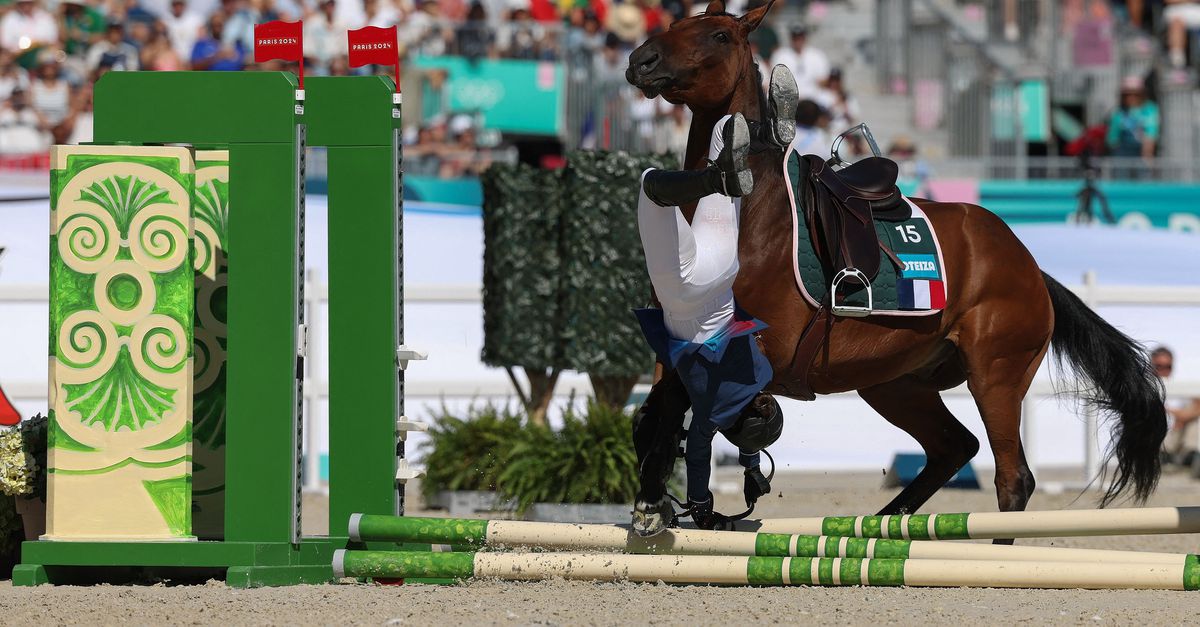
[636,115,740,344]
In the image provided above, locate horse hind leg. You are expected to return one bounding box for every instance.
[963,339,1047,544]
[859,376,980,516]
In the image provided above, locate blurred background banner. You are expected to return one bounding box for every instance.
[412,56,564,136]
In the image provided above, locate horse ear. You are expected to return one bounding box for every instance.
[705,0,725,14]
[739,0,775,32]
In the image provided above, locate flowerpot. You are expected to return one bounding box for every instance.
[14,497,45,541]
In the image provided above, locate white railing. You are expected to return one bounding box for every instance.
[4,272,1199,490]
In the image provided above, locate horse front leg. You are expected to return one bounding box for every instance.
[631,367,690,536]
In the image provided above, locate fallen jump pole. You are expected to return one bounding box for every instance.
[333,550,1200,591]
[348,514,1189,565]
[739,506,1200,540]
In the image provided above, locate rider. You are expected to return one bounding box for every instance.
[633,66,797,530]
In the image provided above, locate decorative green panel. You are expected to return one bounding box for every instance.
[192,150,228,540]
[47,144,195,540]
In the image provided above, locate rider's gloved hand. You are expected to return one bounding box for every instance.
[744,465,771,508]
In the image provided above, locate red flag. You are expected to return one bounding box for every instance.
[0,383,20,426]
[348,25,400,92]
[255,20,305,88]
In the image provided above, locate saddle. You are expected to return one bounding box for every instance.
[800,155,907,317]
[768,154,910,402]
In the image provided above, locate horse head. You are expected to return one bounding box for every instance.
[625,0,774,112]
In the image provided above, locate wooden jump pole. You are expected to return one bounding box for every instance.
[348,514,1189,565]
[739,506,1200,540]
[333,550,1200,591]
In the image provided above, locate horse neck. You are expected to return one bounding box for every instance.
[683,61,763,172]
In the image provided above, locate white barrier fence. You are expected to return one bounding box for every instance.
[4,274,1200,492]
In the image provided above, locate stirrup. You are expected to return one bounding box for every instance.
[831,268,872,318]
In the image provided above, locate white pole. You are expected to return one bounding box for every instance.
[302,269,323,493]
[1021,395,1037,478]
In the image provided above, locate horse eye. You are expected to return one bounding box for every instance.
[714,32,729,43]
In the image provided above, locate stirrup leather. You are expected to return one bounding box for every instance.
[830,267,872,317]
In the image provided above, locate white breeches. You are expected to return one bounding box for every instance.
[637,114,739,344]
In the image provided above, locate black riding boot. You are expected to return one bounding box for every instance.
[643,112,754,207]
[766,64,798,149]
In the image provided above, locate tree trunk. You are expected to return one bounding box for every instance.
[507,367,560,427]
[588,374,640,411]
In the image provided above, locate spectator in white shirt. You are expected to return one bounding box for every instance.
[0,87,51,155]
[161,0,204,61]
[813,67,860,136]
[86,22,140,71]
[0,50,30,101]
[0,0,60,53]
[768,24,829,101]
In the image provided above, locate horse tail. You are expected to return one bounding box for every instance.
[1042,272,1167,506]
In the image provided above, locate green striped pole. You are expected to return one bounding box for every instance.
[743,506,1200,540]
[348,514,1189,565]
[333,550,1200,591]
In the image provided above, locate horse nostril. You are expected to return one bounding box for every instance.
[638,52,661,75]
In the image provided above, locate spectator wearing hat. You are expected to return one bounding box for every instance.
[85,22,140,71]
[60,0,106,59]
[606,1,647,46]
[769,24,829,101]
[1106,76,1159,180]
[1,0,60,65]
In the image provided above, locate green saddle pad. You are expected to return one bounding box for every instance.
[786,152,947,315]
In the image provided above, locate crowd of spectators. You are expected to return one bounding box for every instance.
[0,0,856,177]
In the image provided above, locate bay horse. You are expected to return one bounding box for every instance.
[625,0,1166,533]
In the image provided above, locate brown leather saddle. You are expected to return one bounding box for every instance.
[768,154,910,401]
[800,154,908,311]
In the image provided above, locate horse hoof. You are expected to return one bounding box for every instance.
[632,497,674,537]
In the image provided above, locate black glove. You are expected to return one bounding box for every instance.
[744,465,771,508]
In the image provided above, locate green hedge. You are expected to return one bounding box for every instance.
[480,151,677,378]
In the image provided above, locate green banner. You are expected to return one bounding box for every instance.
[991,80,1049,142]
[413,56,563,136]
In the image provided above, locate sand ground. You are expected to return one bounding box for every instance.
[1,467,1198,625]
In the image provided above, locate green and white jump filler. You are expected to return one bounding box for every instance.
[18,71,421,587]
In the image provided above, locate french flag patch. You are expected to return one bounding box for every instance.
[898,279,946,310]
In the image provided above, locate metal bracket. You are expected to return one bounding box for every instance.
[395,416,428,442]
[831,267,873,318]
[396,344,427,370]
[395,458,425,483]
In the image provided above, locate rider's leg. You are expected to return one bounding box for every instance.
[641,112,753,207]
[766,64,799,149]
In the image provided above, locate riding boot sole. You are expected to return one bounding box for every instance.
[718,112,754,197]
[768,64,799,148]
